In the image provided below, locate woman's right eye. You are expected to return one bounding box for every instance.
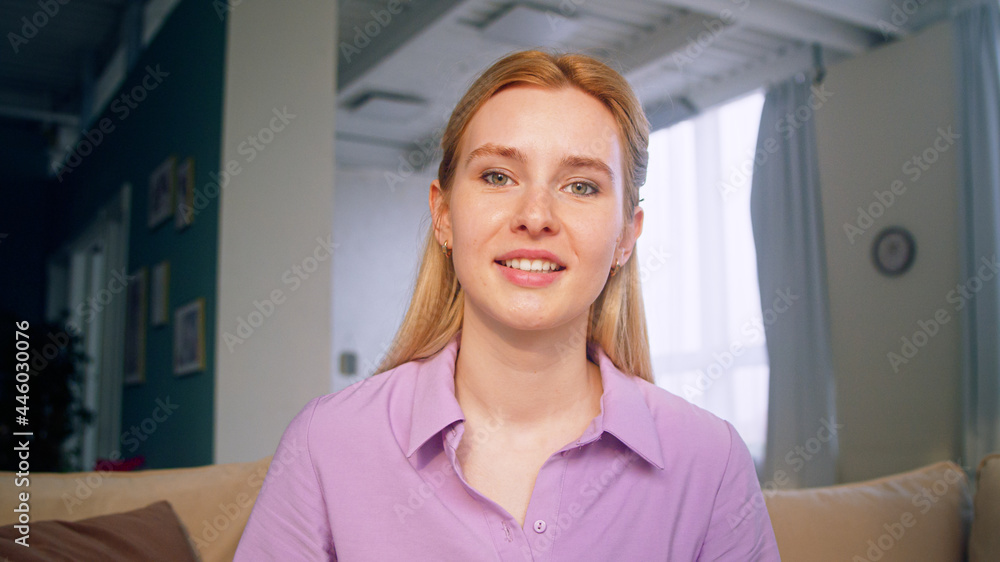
[482,171,511,186]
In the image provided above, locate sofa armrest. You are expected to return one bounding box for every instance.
[970,453,1000,562]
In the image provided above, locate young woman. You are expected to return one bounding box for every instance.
[236,50,779,561]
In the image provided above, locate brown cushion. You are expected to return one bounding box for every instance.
[970,453,1000,562]
[765,461,971,562]
[0,500,199,561]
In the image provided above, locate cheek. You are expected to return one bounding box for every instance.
[450,206,481,251]
[448,201,493,285]
[569,216,621,266]
[451,193,503,247]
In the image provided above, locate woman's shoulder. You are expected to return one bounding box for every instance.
[304,360,424,422]
[591,343,737,456]
[625,375,740,456]
[272,362,426,466]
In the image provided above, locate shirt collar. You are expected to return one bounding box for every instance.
[405,332,466,457]
[405,332,665,470]
[586,340,666,470]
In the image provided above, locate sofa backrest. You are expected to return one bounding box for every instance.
[764,460,971,562]
[0,456,272,562]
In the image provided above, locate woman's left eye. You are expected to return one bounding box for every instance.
[482,171,511,186]
[565,181,598,196]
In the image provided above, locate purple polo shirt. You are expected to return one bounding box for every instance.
[235,333,779,561]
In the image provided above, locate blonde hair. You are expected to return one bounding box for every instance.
[374,50,653,382]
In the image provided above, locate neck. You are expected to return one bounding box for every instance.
[453,306,603,430]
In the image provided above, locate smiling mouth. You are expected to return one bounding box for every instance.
[495,258,566,273]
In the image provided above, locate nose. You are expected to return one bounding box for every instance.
[511,184,560,237]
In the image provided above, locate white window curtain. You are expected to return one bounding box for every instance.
[750,76,838,488]
[47,185,130,470]
[954,0,1000,467]
[639,92,769,462]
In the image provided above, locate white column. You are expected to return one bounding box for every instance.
[215,1,337,463]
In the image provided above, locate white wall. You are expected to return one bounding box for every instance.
[331,167,435,392]
[816,22,961,482]
[214,1,337,463]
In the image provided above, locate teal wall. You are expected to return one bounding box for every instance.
[0,121,52,324]
[53,0,226,468]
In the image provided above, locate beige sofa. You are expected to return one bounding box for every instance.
[2,455,999,561]
[765,458,993,561]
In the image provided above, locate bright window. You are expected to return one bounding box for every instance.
[637,91,768,461]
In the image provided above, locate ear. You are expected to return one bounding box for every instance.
[430,179,453,246]
[619,205,644,264]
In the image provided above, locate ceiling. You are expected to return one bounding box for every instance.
[334,0,950,169]
[0,0,130,127]
[0,0,950,174]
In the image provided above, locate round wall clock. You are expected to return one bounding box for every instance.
[872,227,916,277]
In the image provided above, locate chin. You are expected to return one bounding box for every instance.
[493,307,585,335]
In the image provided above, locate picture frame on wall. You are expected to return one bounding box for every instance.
[123,268,148,385]
[173,298,205,376]
[148,156,176,229]
[175,157,195,229]
[151,261,170,327]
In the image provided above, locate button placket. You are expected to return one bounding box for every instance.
[489,515,534,562]
[519,452,569,559]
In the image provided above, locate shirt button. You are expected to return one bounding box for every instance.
[533,520,547,533]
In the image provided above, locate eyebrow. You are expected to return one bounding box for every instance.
[560,154,615,184]
[465,143,527,167]
[464,143,616,183]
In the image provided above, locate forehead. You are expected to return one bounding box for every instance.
[458,85,624,177]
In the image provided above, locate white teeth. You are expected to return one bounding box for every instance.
[502,259,562,272]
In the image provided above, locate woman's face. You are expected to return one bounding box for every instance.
[431,84,643,333]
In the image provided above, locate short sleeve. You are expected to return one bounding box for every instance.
[235,397,335,561]
[698,422,781,561]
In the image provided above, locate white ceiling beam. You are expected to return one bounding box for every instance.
[338,0,466,90]
[682,44,844,112]
[774,0,949,37]
[0,104,79,127]
[654,0,877,54]
[613,11,740,76]
[895,0,951,33]
[770,0,897,33]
